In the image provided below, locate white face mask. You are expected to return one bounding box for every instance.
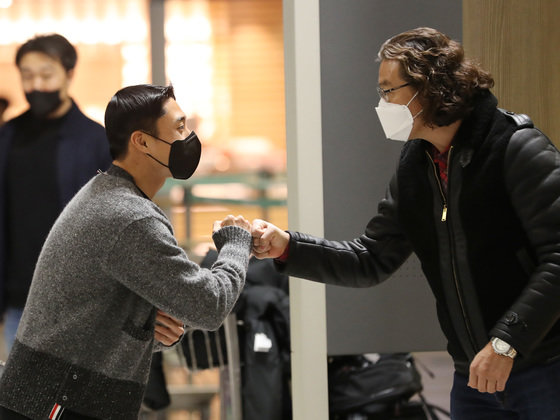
[375,91,422,142]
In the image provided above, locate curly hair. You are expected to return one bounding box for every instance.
[378,27,494,127]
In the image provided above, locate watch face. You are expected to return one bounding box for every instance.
[494,339,510,353]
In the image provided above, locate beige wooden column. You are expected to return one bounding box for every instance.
[463,0,560,146]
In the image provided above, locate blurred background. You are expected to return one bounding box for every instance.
[0,0,288,254]
[0,1,288,419]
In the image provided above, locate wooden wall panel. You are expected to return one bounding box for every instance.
[210,0,285,150]
[463,0,560,146]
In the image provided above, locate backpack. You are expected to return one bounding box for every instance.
[328,353,450,420]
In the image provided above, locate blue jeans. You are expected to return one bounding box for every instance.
[451,358,560,419]
[3,307,24,354]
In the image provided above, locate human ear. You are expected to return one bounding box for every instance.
[66,68,75,83]
[130,130,149,153]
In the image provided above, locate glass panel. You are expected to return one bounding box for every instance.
[162,0,287,250]
[163,0,286,171]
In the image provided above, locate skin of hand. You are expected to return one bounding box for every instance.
[212,214,252,234]
[468,341,514,393]
[251,218,290,259]
[154,310,185,346]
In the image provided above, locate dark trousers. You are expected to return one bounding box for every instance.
[0,406,98,420]
[450,358,560,419]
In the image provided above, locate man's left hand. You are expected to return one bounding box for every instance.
[155,310,185,346]
[468,341,514,393]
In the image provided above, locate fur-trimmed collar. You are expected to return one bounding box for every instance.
[408,90,515,167]
[453,90,500,150]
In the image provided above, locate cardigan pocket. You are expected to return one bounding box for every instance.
[122,308,156,342]
[122,318,151,341]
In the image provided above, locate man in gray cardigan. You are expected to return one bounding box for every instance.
[0,84,253,419]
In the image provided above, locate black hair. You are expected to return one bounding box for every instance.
[16,34,77,72]
[104,84,176,160]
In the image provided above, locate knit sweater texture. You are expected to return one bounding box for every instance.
[0,165,252,419]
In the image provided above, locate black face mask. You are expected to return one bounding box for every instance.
[144,131,202,180]
[25,90,62,118]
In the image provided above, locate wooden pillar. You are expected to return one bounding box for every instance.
[463,0,560,146]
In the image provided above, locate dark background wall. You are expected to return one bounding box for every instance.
[319,0,462,355]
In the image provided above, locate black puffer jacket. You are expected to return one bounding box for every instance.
[279,91,560,375]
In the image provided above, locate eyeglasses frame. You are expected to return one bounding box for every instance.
[377,82,411,101]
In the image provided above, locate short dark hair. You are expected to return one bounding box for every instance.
[104,84,176,160]
[16,34,77,72]
[378,27,494,127]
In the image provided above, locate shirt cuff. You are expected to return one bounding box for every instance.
[274,242,290,263]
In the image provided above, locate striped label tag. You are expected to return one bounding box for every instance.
[49,403,65,420]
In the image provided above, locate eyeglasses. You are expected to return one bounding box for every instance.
[376,82,410,101]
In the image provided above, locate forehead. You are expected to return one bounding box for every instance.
[378,59,404,87]
[18,51,65,72]
[157,98,186,129]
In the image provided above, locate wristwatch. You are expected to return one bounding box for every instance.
[491,337,517,359]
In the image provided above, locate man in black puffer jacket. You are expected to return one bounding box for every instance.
[251,27,560,419]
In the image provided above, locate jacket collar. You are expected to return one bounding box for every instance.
[446,90,503,168]
[401,90,508,169]
[453,90,498,149]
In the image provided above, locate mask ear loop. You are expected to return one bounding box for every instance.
[146,153,170,169]
[406,91,423,119]
[406,91,419,107]
[140,130,172,169]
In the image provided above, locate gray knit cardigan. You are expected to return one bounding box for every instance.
[0,165,252,419]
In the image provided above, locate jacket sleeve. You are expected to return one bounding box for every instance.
[278,175,413,287]
[491,128,560,356]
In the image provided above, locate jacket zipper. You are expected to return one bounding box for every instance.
[425,147,477,355]
[426,151,448,221]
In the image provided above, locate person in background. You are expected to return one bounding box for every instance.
[0,83,253,419]
[0,97,9,127]
[251,27,560,418]
[0,34,112,354]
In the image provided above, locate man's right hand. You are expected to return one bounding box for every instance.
[251,219,290,259]
[213,214,251,234]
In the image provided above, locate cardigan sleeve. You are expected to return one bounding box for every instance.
[105,217,252,331]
